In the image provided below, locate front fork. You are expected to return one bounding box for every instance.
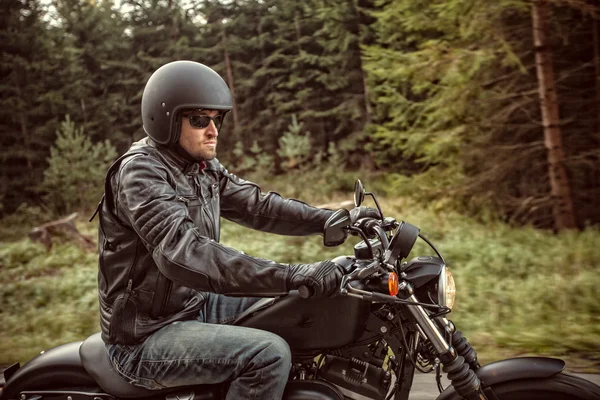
[406,295,487,400]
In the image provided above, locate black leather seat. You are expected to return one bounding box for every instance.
[79,332,221,399]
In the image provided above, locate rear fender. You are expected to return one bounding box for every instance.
[436,357,565,400]
[1,341,96,400]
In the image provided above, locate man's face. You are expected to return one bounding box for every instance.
[179,109,221,160]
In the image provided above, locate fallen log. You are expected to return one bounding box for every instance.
[29,212,95,251]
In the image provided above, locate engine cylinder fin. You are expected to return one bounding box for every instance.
[344,358,369,386]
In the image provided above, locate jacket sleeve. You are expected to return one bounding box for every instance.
[115,155,290,296]
[217,164,334,236]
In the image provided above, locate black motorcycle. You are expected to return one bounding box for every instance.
[2,180,599,400]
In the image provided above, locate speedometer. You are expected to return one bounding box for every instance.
[384,221,420,266]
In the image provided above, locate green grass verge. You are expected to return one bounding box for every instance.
[1,195,599,371]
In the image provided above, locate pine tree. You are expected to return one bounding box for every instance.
[531,0,576,230]
[41,116,117,214]
[310,0,371,158]
[362,0,599,227]
[0,0,77,212]
[278,114,311,170]
[52,0,137,150]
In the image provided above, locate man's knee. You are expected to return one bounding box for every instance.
[256,332,292,369]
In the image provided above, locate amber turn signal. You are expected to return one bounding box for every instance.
[388,272,399,296]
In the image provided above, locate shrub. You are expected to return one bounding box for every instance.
[40,116,117,216]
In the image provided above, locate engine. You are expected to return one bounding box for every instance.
[318,355,392,400]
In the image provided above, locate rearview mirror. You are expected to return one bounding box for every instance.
[354,179,365,207]
[323,209,351,247]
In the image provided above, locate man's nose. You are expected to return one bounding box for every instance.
[207,122,218,136]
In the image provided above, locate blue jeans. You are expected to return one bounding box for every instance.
[106,293,292,400]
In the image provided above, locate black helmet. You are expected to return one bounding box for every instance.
[141,60,233,145]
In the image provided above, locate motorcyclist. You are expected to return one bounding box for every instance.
[95,60,379,400]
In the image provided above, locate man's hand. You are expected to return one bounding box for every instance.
[349,206,381,224]
[286,261,344,298]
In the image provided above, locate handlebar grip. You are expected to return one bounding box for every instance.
[298,285,315,299]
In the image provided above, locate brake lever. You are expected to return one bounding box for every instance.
[339,260,379,295]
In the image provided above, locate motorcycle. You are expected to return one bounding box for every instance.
[2,180,600,400]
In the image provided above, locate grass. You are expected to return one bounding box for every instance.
[1,188,599,372]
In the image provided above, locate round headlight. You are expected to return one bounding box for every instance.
[438,266,456,310]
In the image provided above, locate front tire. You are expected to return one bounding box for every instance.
[485,373,600,400]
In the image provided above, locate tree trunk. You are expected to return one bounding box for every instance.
[593,19,600,134]
[352,0,372,123]
[29,213,95,251]
[15,79,33,178]
[257,4,266,62]
[531,0,577,230]
[294,10,302,53]
[221,29,239,135]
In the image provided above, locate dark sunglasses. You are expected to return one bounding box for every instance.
[184,113,226,130]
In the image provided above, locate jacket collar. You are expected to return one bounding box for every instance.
[141,137,206,175]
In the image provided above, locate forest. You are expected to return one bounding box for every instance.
[1,0,599,370]
[1,0,599,229]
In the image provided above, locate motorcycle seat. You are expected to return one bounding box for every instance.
[79,332,220,399]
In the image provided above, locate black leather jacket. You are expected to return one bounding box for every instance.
[96,138,333,345]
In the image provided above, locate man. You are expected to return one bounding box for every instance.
[95,60,378,400]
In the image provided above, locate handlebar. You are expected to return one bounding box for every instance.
[299,216,420,302]
[297,258,391,300]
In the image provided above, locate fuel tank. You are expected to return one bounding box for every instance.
[235,291,370,352]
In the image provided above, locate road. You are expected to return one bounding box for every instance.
[408,372,600,399]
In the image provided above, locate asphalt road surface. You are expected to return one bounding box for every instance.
[408,372,600,400]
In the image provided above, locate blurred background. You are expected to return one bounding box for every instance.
[0,0,599,372]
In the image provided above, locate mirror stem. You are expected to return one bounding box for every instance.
[366,192,384,221]
[347,226,375,259]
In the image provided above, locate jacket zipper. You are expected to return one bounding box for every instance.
[159,279,172,317]
[176,195,189,204]
[119,278,135,318]
[122,239,140,301]
[208,182,218,239]
[203,206,216,240]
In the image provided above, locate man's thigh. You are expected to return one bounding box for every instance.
[108,319,289,389]
[199,293,263,325]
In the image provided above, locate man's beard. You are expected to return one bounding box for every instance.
[193,147,217,161]
[173,142,216,162]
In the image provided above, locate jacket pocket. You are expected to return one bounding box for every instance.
[177,194,202,224]
[177,194,215,238]
[109,280,138,344]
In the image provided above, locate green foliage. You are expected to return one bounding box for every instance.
[362,0,600,227]
[363,0,515,167]
[0,237,99,364]
[2,197,598,368]
[0,203,50,241]
[278,114,311,170]
[231,140,274,175]
[1,0,599,228]
[40,116,117,215]
[0,0,81,213]
[396,197,600,359]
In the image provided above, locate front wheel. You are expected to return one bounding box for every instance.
[484,373,600,400]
